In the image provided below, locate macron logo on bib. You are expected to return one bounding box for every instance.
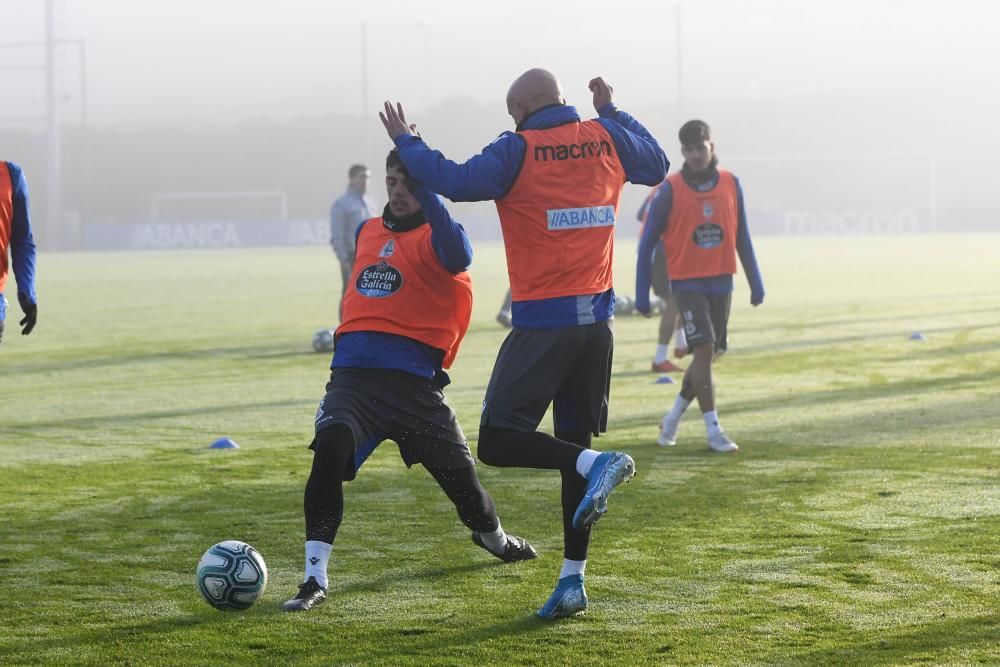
[546,205,616,231]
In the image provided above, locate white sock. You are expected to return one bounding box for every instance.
[575,449,601,478]
[674,326,687,351]
[304,540,332,589]
[666,395,692,423]
[560,558,587,579]
[654,343,669,364]
[703,410,723,438]
[474,523,508,555]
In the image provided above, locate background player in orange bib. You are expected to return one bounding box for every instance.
[635,120,765,453]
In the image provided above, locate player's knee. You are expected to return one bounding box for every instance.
[310,425,355,476]
[691,342,714,358]
[476,426,500,465]
[477,426,514,466]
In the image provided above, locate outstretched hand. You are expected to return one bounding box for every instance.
[379,102,418,141]
[588,77,614,111]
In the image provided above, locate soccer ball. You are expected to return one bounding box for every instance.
[195,540,268,611]
[312,328,335,353]
[614,294,635,316]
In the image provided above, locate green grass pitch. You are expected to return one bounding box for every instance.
[1,235,998,665]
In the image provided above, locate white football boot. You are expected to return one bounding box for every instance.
[707,431,739,453]
[657,416,679,446]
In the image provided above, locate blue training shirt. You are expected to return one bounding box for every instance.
[394,103,668,329]
[331,186,472,380]
[635,171,764,314]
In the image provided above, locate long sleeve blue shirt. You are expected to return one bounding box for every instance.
[635,172,764,314]
[394,103,669,329]
[331,186,473,381]
[1,162,37,323]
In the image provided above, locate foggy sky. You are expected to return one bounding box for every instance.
[3,0,997,128]
[2,0,998,239]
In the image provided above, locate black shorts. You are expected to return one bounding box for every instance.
[480,320,613,436]
[311,368,474,480]
[675,290,731,354]
[651,244,670,299]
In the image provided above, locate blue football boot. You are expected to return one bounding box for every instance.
[537,574,588,619]
[572,452,636,532]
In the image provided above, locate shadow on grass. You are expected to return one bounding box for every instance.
[335,613,551,664]
[881,339,1000,361]
[735,321,1000,356]
[735,304,1000,335]
[610,366,1000,435]
[789,614,999,665]
[3,560,545,663]
[2,341,314,375]
[1,398,309,431]
[724,367,998,418]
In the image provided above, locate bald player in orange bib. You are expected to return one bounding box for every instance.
[381,69,668,618]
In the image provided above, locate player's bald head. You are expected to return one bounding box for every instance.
[506,68,565,126]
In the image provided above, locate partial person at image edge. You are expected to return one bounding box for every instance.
[0,160,38,346]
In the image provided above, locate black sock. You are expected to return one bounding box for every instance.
[556,430,592,561]
[304,425,354,544]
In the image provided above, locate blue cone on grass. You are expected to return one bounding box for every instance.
[210,438,240,449]
[655,375,676,384]
[909,332,927,342]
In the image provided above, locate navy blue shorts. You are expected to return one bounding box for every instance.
[480,320,613,437]
[676,290,731,354]
[311,368,475,480]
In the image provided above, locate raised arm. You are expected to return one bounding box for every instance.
[379,101,524,202]
[414,186,473,274]
[587,76,669,186]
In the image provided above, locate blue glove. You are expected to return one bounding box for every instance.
[751,289,764,307]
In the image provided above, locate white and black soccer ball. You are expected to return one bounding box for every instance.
[195,540,268,611]
[312,328,336,353]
